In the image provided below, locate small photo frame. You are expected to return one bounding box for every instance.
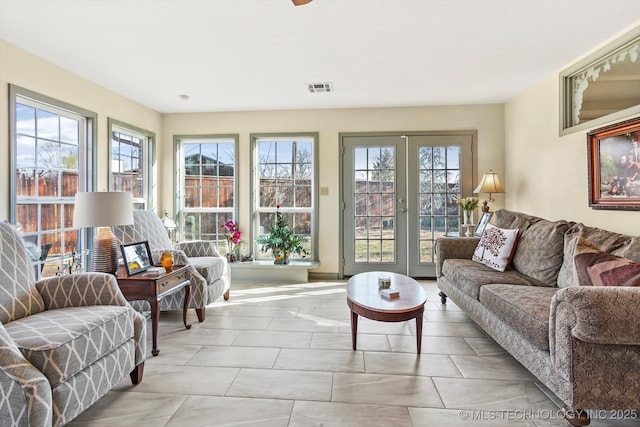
[474,212,493,237]
[120,241,153,275]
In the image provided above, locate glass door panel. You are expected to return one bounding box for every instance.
[409,136,472,277]
[343,136,406,276]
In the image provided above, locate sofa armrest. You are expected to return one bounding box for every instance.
[175,240,220,257]
[435,237,480,277]
[551,286,640,346]
[0,324,52,426]
[35,272,129,309]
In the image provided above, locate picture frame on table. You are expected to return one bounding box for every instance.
[474,212,493,237]
[587,116,640,210]
[120,240,153,275]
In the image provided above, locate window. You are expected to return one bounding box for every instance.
[252,134,318,260]
[10,85,96,278]
[176,136,238,253]
[561,27,640,134]
[109,118,154,209]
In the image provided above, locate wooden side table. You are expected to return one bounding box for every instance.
[115,265,191,356]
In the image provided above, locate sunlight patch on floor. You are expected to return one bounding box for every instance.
[207,281,347,308]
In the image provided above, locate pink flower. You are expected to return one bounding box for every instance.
[223,220,242,253]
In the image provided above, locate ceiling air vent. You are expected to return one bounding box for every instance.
[307,82,333,93]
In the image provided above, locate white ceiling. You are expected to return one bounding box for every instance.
[1,0,639,114]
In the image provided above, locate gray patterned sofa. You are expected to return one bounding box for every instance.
[436,210,640,426]
[0,221,147,426]
[114,210,231,322]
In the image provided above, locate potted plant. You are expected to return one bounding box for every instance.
[256,205,308,264]
[222,220,242,262]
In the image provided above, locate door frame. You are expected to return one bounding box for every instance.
[338,130,478,279]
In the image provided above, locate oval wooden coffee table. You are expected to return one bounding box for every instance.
[346,271,427,354]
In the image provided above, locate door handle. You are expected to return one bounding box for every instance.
[397,208,407,213]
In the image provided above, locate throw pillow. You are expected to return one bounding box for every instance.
[573,237,640,287]
[472,223,520,272]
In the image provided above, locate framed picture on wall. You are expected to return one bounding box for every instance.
[588,116,640,210]
[474,212,493,237]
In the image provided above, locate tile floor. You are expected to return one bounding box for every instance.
[69,280,638,426]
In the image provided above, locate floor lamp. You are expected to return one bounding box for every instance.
[73,192,134,274]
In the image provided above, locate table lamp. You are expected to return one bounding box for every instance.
[161,209,178,241]
[473,170,505,212]
[73,191,134,274]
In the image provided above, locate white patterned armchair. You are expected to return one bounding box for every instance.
[0,221,146,426]
[113,210,230,322]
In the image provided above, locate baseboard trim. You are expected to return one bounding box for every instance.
[309,272,340,280]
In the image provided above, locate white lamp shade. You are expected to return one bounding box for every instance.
[473,170,505,195]
[73,192,133,274]
[73,192,134,228]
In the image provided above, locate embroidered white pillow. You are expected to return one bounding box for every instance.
[472,223,520,272]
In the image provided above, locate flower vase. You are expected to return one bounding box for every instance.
[226,242,237,263]
[464,210,473,225]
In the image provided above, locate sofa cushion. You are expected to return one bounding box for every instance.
[558,223,640,288]
[574,238,640,287]
[472,224,519,271]
[189,256,228,284]
[5,305,134,387]
[442,258,548,300]
[479,284,556,351]
[492,209,573,286]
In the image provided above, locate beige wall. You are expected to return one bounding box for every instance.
[505,21,640,237]
[0,39,163,217]
[163,105,505,274]
[0,39,506,276]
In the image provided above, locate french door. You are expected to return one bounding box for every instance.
[341,133,474,278]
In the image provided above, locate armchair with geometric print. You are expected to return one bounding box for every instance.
[113,209,230,322]
[0,221,146,426]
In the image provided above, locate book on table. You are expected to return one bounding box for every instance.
[380,288,400,299]
[143,266,166,277]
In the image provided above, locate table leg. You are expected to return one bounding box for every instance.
[183,283,192,330]
[150,299,159,356]
[350,310,358,350]
[416,311,423,354]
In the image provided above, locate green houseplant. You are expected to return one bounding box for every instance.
[256,205,308,264]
